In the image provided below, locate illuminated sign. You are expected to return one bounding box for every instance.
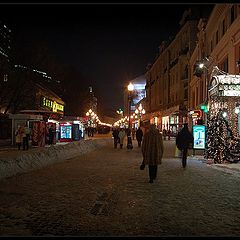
[191,110,202,118]
[42,97,64,113]
[210,84,240,97]
[193,125,206,149]
[219,84,240,96]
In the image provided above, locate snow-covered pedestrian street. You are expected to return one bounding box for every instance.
[0,138,240,237]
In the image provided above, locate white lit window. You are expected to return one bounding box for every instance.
[3,74,8,82]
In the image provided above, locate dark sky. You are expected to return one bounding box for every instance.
[1,3,214,116]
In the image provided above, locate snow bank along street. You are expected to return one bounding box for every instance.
[0,138,111,180]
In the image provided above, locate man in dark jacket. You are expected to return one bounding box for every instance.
[112,128,120,148]
[136,127,143,147]
[176,123,194,168]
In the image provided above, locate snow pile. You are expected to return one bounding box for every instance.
[0,138,111,180]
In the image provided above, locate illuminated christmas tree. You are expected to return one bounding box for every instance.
[205,110,231,163]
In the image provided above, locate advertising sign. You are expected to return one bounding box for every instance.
[72,124,80,141]
[41,96,64,113]
[60,123,72,142]
[193,125,206,149]
[32,121,46,147]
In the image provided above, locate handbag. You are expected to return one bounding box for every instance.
[140,160,145,170]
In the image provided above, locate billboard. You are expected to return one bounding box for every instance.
[193,125,206,149]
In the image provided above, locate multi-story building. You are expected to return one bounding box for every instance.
[3,65,65,119]
[0,21,12,114]
[145,8,200,134]
[189,4,240,127]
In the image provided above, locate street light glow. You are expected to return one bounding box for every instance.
[128,82,134,92]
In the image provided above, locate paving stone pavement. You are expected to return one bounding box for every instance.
[0,138,240,237]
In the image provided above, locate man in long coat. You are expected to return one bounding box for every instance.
[141,124,164,183]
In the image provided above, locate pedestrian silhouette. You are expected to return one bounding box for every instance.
[15,125,24,150]
[141,124,164,183]
[23,123,31,150]
[48,125,54,145]
[112,127,120,148]
[136,127,143,147]
[118,128,126,149]
[176,123,194,168]
[126,128,133,149]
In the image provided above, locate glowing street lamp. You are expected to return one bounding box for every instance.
[127,82,134,128]
[135,103,145,127]
[126,82,134,149]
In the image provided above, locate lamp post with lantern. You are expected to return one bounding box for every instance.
[127,82,134,149]
[127,82,134,128]
[135,103,146,128]
[85,109,98,137]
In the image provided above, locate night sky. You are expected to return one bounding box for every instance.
[1,3,214,116]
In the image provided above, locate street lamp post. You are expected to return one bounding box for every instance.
[135,103,146,127]
[86,109,98,137]
[127,82,134,149]
[128,82,134,128]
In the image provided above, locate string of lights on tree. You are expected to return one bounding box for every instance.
[205,68,240,163]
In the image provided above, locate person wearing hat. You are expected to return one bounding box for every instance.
[176,123,194,168]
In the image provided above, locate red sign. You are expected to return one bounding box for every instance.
[192,110,202,118]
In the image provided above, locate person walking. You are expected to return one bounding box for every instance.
[23,123,31,150]
[136,126,143,147]
[118,128,126,149]
[126,128,133,149]
[112,127,120,149]
[176,123,194,169]
[48,125,54,145]
[15,125,24,150]
[167,129,171,140]
[141,124,164,183]
[132,128,136,140]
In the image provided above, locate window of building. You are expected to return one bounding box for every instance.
[211,40,213,52]
[192,91,195,108]
[222,19,225,36]
[219,57,228,73]
[184,88,188,100]
[216,30,219,45]
[3,74,8,82]
[200,80,203,102]
[231,5,236,24]
[196,86,199,105]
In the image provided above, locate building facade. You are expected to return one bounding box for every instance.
[0,21,12,114]
[145,8,199,134]
[189,4,240,127]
